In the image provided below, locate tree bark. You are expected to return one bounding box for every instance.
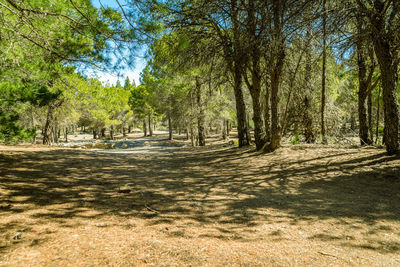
[321,0,327,145]
[230,0,250,147]
[375,85,381,144]
[168,112,173,140]
[265,0,285,152]
[303,19,314,143]
[143,119,147,137]
[369,5,399,154]
[196,77,206,146]
[264,81,271,142]
[356,13,373,145]
[222,119,227,140]
[148,115,153,137]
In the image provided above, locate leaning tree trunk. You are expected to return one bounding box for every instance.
[196,77,206,146]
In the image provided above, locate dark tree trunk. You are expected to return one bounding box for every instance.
[93,130,97,139]
[265,0,285,152]
[196,77,206,146]
[368,93,373,141]
[244,0,266,150]
[65,127,68,143]
[110,126,114,140]
[264,81,271,142]
[356,13,373,146]
[222,119,227,140]
[303,20,314,143]
[372,44,399,153]
[168,113,173,140]
[148,115,153,137]
[143,119,147,137]
[43,100,63,145]
[321,0,328,145]
[230,0,250,147]
[375,85,381,144]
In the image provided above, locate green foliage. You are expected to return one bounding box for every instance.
[290,131,301,145]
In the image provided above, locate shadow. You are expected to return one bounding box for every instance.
[0,139,399,254]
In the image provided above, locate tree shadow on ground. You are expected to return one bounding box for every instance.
[0,144,399,254]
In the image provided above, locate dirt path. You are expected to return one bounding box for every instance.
[0,136,399,266]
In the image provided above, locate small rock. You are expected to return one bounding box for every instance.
[121,143,129,149]
[13,232,22,240]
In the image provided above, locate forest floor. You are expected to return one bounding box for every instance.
[0,133,400,266]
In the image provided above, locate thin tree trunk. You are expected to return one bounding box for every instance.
[143,119,147,137]
[110,125,114,140]
[196,77,206,146]
[65,127,68,143]
[168,113,173,140]
[375,85,381,144]
[368,93,373,141]
[321,0,328,145]
[222,119,227,140]
[303,20,314,143]
[264,81,271,142]
[148,115,153,137]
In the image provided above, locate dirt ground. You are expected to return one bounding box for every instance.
[0,134,399,266]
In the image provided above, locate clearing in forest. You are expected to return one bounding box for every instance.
[0,135,399,266]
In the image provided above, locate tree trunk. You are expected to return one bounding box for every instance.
[368,93,373,141]
[222,119,227,140]
[110,125,114,140]
[148,115,153,137]
[375,85,381,144]
[264,81,271,142]
[265,0,285,152]
[43,100,63,145]
[356,13,373,146]
[65,127,68,143]
[303,20,315,143]
[196,77,206,146]
[321,0,328,145]
[248,86,266,150]
[373,41,399,154]
[230,0,250,147]
[93,130,97,139]
[143,119,147,137]
[168,113,173,140]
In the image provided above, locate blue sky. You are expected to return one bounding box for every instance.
[88,0,147,86]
